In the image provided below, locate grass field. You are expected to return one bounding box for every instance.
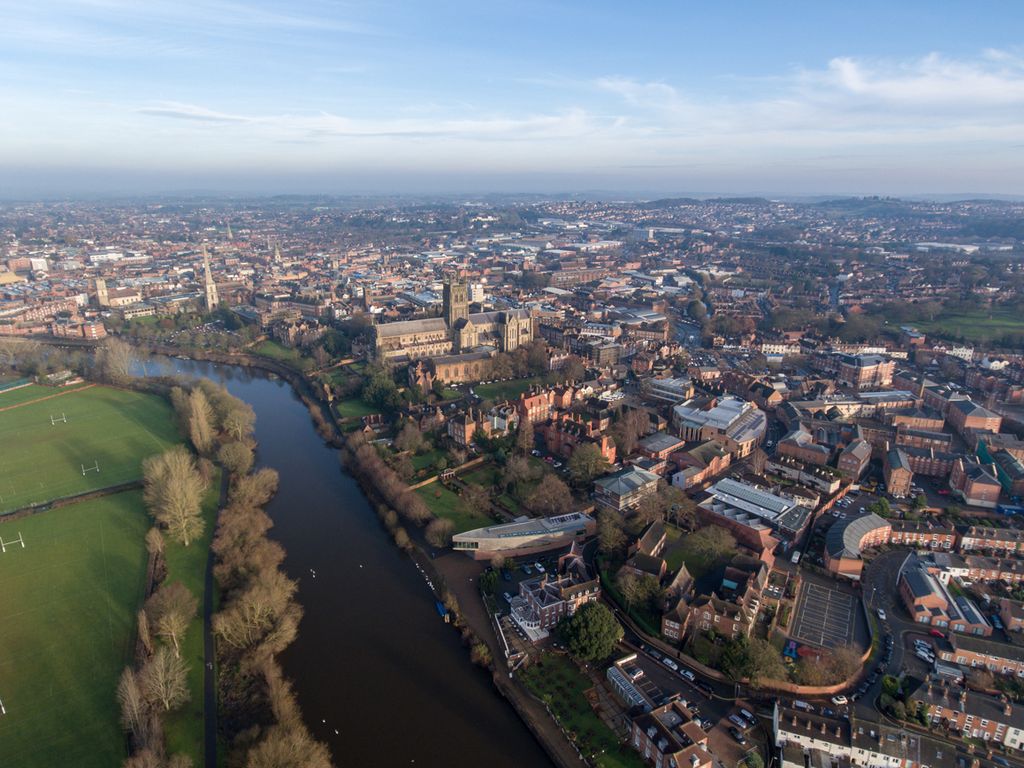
[0,492,150,768]
[0,385,181,514]
[415,483,493,533]
[662,527,736,580]
[915,307,1024,343]
[334,397,378,420]
[252,341,314,371]
[473,377,542,401]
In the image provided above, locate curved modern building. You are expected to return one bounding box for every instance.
[452,512,596,561]
[824,512,891,579]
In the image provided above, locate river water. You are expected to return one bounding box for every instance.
[140,357,553,768]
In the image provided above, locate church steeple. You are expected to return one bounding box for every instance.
[201,244,219,311]
[225,222,233,240]
[443,275,469,327]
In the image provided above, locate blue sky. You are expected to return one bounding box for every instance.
[1,1,1023,196]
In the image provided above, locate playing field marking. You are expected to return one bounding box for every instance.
[0,384,96,413]
[0,532,24,553]
[792,582,857,648]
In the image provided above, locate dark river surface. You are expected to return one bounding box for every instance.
[140,356,553,768]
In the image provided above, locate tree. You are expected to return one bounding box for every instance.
[828,646,862,683]
[746,754,764,768]
[459,483,491,517]
[117,666,148,738]
[567,443,610,487]
[502,455,534,494]
[913,494,928,511]
[145,582,197,659]
[527,475,573,517]
[610,408,649,455]
[597,509,626,556]
[144,527,164,558]
[222,403,256,442]
[362,372,401,412]
[749,448,768,477]
[744,638,789,686]
[394,421,425,454]
[557,602,623,662]
[664,488,696,530]
[187,387,215,455]
[687,299,707,321]
[425,517,455,548]
[687,526,736,562]
[229,468,279,509]
[218,441,254,476]
[617,570,661,613]
[515,422,535,455]
[95,337,133,384]
[246,723,332,768]
[140,646,189,712]
[636,492,667,525]
[137,608,153,656]
[143,448,208,547]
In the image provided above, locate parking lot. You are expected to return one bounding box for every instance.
[791,581,858,649]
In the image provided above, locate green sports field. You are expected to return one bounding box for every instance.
[0,384,181,513]
[0,492,150,767]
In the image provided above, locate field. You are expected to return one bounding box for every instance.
[415,483,493,533]
[915,307,1024,343]
[0,385,181,514]
[334,397,378,420]
[252,340,314,371]
[0,492,150,767]
[472,377,542,401]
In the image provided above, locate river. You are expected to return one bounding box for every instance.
[140,356,553,768]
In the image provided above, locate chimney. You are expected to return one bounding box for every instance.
[821,722,827,735]
[1005,700,1013,717]
[835,726,842,739]
[791,714,798,727]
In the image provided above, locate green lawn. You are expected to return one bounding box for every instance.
[662,527,735,579]
[415,483,493,533]
[252,340,314,371]
[162,470,221,766]
[0,492,151,768]
[334,397,378,420]
[0,382,89,407]
[473,377,542,401]
[461,463,502,489]
[0,385,181,513]
[520,654,645,768]
[915,307,1024,343]
[410,448,443,472]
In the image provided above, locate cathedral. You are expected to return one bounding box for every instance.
[374,277,535,384]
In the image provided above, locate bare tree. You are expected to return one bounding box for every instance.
[144,527,164,558]
[140,646,189,712]
[246,723,333,768]
[123,749,163,768]
[229,468,279,509]
[213,569,297,650]
[187,387,215,455]
[567,443,610,486]
[137,609,153,657]
[222,403,256,442]
[143,448,208,547]
[217,441,254,476]
[749,448,768,477]
[145,582,197,659]
[459,483,491,516]
[515,422,534,455]
[393,421,425,454]
[117,666,148,738]
[527,475,573,517]
[0,337,38,370]
[95,337,133,384]
[502,455,534,494]
[425,517,455,547]
[167,755,193,768]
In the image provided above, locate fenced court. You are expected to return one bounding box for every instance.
[0,384,180,513]
[790,581,858,649]
[0,491,150,767]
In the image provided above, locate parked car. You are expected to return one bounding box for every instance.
[740,708,756,725]
[729,727,748,745]
[696,681,713,696]
[876,608,887,620]
[534,562,545,573]
[681,669,696,682]
[501,568,512,581]
[992,615,1005,630]
[503,591,513,603]
[929,628,944,638]
[728,714,748,729]
[663,658,679,672]
[648,649,663,661]
[831,695,848,705]
[793,700,815,712]
[522,565,533,575]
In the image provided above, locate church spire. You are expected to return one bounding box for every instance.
[201,244,219,311]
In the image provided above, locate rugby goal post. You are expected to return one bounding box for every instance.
[50,412,67,425]
[0,531,24,553]
[81,460,100,476]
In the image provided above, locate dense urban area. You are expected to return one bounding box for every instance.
[4,194,1024,768]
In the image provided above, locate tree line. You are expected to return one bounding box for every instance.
[118,378,331,768]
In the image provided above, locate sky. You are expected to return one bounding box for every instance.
[1,0,1023,197]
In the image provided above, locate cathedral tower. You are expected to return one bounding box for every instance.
[443,276,469,327]
[201,245,219,311]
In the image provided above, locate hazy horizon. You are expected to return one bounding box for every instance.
[2,1,1023,197]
